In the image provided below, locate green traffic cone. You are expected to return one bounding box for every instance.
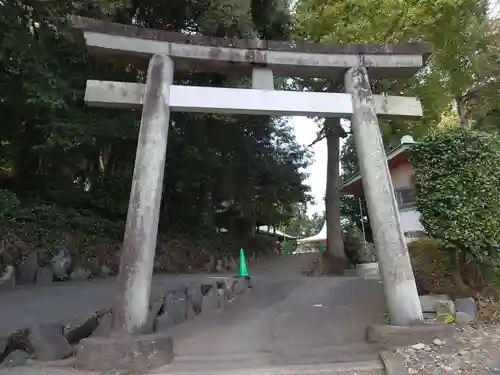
[319,243,326,253]
[238,248,249,278]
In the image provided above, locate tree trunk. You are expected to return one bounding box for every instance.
[455,94,469,129]
[325,118,347,261]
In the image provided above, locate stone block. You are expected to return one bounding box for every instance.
[74,333,174,372]
[155,312,175,331]
[0,265,15,290]
[186,285,203,314]
[201,285,219,312]
[92,312,113,337]
[35,267,53,285]
[434,300,455,316]
[0,350,30,368]
[51,249,72,280]
[70,266,91,281]
[419,295,450,313]
[455,297,477,322]
[233,279,248,295]
[366,323,455,348]
[165,294,187,325]
[16,253,38,285]
[28,323,74,361]
[66,309,111,344]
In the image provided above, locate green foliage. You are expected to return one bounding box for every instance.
[343,224,364,265]
[0,0,311,246]
[412,129,500,267]
[0,189,20,224]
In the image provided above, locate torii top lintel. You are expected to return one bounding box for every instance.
[68,15,433,80]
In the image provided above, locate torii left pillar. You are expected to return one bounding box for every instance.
[75,54,176,373]
[113,54,173,334]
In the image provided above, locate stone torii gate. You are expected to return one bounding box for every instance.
[69,15,431,336]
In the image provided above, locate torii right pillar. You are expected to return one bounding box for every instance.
[345,65,423,326]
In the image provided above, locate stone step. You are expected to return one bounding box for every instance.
[150,342,384,374]
[150,361,385,375]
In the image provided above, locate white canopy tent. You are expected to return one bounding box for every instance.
[257,225,296,239]
[297,221,327,244]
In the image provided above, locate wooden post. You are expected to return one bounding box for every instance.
[345,65,423,326]
[112,54,174,334]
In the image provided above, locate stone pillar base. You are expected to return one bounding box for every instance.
[74,333,174,372]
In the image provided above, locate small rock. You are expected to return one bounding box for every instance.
[100,265,112,276]
[51,249,72,280]
[16,252,38,285]
[35,267,53,285]
[435,300,456,316]
[215,259,224,273]
[419,295,450,313]
[432,338,444,346]
[233,279,247,295]
[0,350,30,367]
[0,265,15,290]
[70,266,91,281]
[201,284,219,312]
[228,257,238,271]
[455,311,475,325]
[412,343,427,350]
[186,285,203,314]
[458,349,467,356]
[455,297,477,322]
[29,323,73,361]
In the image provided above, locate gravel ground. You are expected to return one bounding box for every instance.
[393,324,500,374]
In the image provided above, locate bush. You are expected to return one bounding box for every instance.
[412,129,500,291]
[343,224,376,265]
[0,189,20,224]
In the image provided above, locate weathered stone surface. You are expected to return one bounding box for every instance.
[155,311,175,331]
[164,293,187,325]
[201,284,219,312]
[74,333,174,372]
[66,309,111,344]
[228,257,238,271]
[366,324,455,348]
[419,295,450,313]
[28,323,74,361]
[233,279,248,295]
[186,285,203,314]
[35,267,53,285]
[100,265,112,276]
[434,300,455,316]
[0,265,15,290]
[217,288,228,309]
[455,311,475,325]
[51,249,72,280]
[141,298,165,334]
[0,338,7,354]
[16,252,38,285]
[70,266,91,281]
[0,350,30,367]
[455,297,477,323]
[92,312,113,337]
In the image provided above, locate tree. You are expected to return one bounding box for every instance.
[0,0,312,256]
[412,128,500,291]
